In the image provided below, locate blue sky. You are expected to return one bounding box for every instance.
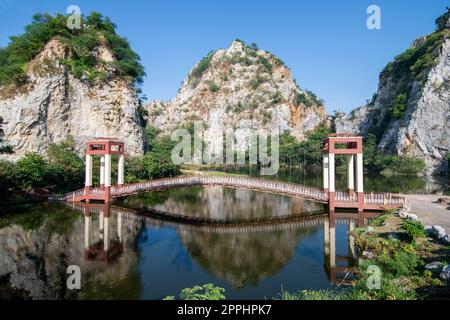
[0,0,447,113]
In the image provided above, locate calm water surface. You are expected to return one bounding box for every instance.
[0,186,371,300]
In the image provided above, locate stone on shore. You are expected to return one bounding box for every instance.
[425,261,443,272]
[439,265,450,282]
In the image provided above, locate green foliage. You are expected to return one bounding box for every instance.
[45,139,84,192]
[270,90,283,105]
[379,156,426,176]
[435,7,450,32]
[273,288,345,300]
[371,214,389,227]
[189,51,215,84]
[14,153,48,189]
[207,81,220,92]
[0,145,14,154]
[250,42,259,51]
[444,152,450,161]
[401,220,426,242]
[164,283,226,300]
[363,134,426,176]
[389,93,408,119]
[257,56,272,73]
[250,74,268,89]
[382,30,446,84]
[0,140,84,192]
[294,90,324,107]
[0,12,144,87]
[298,124,332,166]
[125,128,180,182]
[377,250,422,277]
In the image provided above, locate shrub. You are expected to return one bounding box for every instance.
[389,93,408,119]
[207,81,220,92]
[257,56,272,73]
[435,7,450,32]
[14,153,48,190]
[164,284,226,300]
[189,51,215,83]
[401,220,426,242]
[376,251,422,277]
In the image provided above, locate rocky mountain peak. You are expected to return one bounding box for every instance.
[145,40,326,142]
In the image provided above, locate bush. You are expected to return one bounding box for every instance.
[45,139,84,192]
[164,284,226,300]
[189,51,215,83]
[207,81,220,92]
[435,7,450,32]
[376,251,422,277]
[401,220,426,242]
[389,93,408,119]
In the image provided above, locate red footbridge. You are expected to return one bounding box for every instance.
[50,175,407,212]
[49,136,408,212]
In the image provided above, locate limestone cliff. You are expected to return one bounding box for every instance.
[145,40,326,145]
[0,38,145,160]
[335,21,450,176]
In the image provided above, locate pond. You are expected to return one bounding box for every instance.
[0,186,376,300]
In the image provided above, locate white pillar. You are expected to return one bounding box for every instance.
[103,216,110,252]
[323,154,329,190]
[356,153,364,193]
[84,215,91,249]
[328,153,335,192]
[348,154,354,191]
[104,154,112,187]
[100,155,105,186]
[85,154,93,187]
[118,154,124,185]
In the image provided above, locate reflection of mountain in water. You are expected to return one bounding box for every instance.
[119,186,324,222]
[0,204,144,299]
[177,224,320,289]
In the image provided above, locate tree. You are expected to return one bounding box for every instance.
[46,139,84,192]
[14,153,48,189]
[435,7,450,31]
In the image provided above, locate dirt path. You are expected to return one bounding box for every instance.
[403,194,450,233]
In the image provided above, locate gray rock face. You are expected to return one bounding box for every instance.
[439,265,450,282]
[432,225,447,239]
[145,41,326,154]
[0,38,145,160]
[335,37,450,176]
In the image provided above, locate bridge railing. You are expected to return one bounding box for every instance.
[110,175,328,202]
[364,192,406,205]
[334,191,357,202]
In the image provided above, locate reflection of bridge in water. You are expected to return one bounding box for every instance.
[69,202,380,286]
